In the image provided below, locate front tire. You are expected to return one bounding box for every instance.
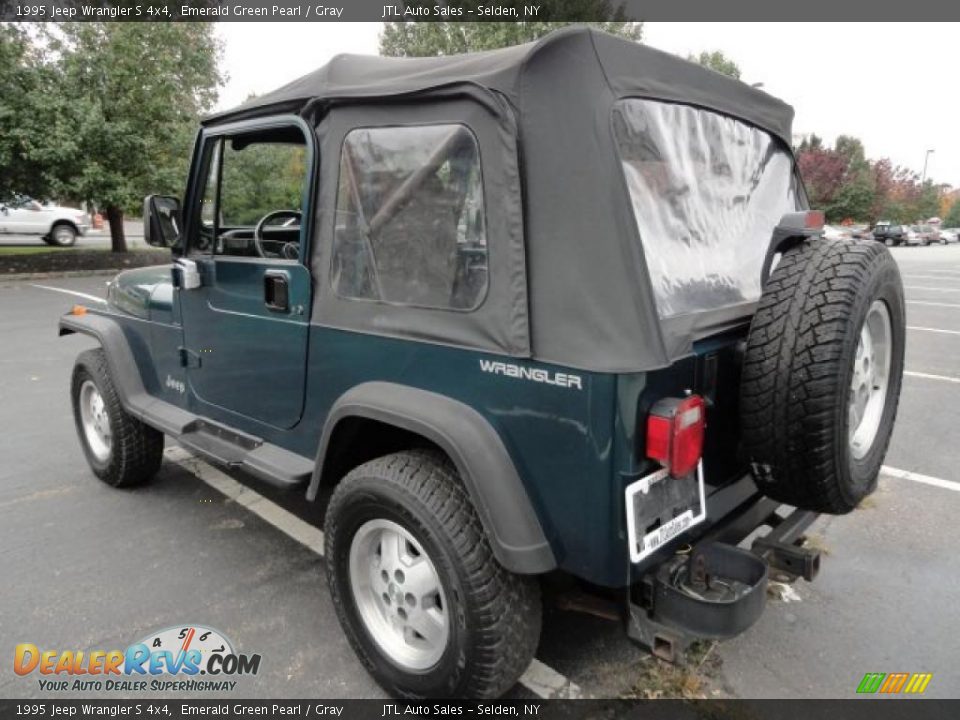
[71,348,164,487]
[325,450,541,699]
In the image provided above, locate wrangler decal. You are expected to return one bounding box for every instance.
[478,359,583,390]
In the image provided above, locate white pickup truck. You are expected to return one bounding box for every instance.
[0,196,90,246]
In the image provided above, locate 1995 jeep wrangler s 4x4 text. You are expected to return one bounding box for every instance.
[60,28,905,699]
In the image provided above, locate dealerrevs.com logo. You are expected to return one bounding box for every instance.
[14,625,261,693]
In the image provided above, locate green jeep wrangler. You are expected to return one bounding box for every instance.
[60,28,906,699]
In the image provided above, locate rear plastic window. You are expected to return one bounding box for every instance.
[613,99,798,318]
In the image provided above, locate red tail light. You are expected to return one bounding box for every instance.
[646,395,706,478]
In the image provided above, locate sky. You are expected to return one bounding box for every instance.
[217,22,958,188]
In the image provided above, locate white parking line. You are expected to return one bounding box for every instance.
[882,466,960,493]
[904,286,960,293]
[520,659,583,699]
[907,326,960,336]
[164,446,325,554]
[901,269,960,276]
[905,275,960,282]
[908,300,960,309]
[163,445,583,700]
[904,370,960,384]
[29,284,107,303]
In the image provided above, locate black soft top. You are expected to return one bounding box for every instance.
[207,27,792,147]
[207,28,798,374]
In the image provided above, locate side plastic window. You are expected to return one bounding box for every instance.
[331,124,488,310]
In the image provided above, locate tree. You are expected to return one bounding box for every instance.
[797,143,848,218]
[798,134,877,223]
[688,50,741,79]
[0,24,57,200]
[913,181,942,222]
[43,23,225,252]
[945,199,960,228]
[380,13,642,57]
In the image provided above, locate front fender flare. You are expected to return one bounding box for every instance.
[59,312,194,436]
[308,382,557,575]
[59,312,152,412]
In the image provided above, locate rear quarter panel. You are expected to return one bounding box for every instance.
[294,328,623,586]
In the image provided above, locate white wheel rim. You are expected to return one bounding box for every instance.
[54,227,73,244]
[849,301,892,460]
[79,380,112,462]
[348,519,449,671]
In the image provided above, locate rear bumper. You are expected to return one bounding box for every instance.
[626,492,820,661]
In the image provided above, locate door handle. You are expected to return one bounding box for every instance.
[264,270,290,312]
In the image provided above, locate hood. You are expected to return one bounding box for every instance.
[106,265,173,320]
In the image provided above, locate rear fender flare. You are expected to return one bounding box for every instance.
[308,382,556,575]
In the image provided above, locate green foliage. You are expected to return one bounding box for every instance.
[380,14,642,57]
[688,50,741,79]
[47,23,224,209]
[825,135,874,222]
[913,182,941,222]
[0,24,59,199]
[218,142,306,226]
[2,22,224,250]
[945,200,960,228]
[798,135,948,224]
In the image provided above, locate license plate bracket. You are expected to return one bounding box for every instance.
[625,462,706,564]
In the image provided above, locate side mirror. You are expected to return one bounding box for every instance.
[143,195,182,250]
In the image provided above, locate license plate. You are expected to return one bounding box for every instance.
[625,462,706,564]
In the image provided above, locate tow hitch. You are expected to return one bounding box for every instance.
[627,497,820,663]
[751,505,821,582]
[628,542,767,662]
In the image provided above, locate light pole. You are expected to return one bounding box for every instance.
[921,149,935,184]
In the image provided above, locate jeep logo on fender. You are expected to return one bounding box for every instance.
[479,359,583,390]
[165,375,185,395]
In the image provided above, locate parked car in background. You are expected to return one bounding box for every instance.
[847,225,873,240]
[912,224,940,245]
[0,195,90,246]
[823,225,852,240]
[873,224,918,246]
[939,228,959,243]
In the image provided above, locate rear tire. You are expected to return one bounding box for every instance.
[71,348,164,487]
[741,239,905,513]
[49,223,77,247]
[324,450,541,699]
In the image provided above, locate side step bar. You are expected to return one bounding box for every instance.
[176,419,313,489]
[139,399,313,490]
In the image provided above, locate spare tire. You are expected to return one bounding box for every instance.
[740,238,905,514]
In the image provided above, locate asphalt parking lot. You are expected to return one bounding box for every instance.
[1,243,958,700]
